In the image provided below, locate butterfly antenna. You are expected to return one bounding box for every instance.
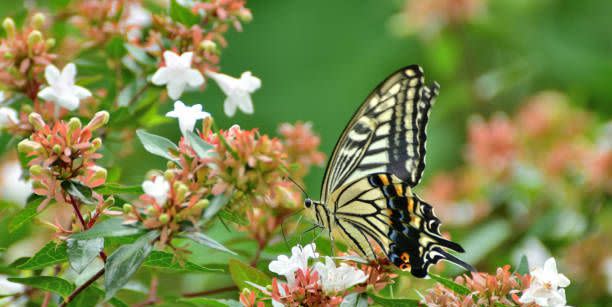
[286,176,310,200]
[280,208,305,250]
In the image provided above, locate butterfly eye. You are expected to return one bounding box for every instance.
[304,198,312,208]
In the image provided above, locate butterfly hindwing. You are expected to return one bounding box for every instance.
[330,173,471,277]
[321,65,439,202]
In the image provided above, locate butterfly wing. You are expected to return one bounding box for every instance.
[320,65,438,202]
[330,173,473,277]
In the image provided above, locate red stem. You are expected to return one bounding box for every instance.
[182,285,238,298]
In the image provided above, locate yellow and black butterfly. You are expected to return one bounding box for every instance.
[304,65,473,278]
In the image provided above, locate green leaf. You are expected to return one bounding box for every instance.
[104,231,159,300]
[143,250,223,272]
[61,180,96,205]
[136,129,179,161]
[169,0,200,26]
[185,130,215,159]
[8,276,74,298]
[183,232,237,255]
[95,183,143,195]
[228,258,271,294]
[67,238,104,274]
[124,43,155,65]
[516,255,530,275]
[368,293,420,307]
[460,219,511,265]
[105,36,126,59]
[177,298,242,307]
[429,273,471,296]
[16,241,67,270]
[66,286,102,307]
[204,193,231,221]
[9,196,44,233]
[218,209,249,226]
[70,218,144,240]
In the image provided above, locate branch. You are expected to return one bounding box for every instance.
[182,285,238,298]
[59,267,105,307]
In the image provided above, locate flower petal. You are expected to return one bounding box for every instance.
[223,97,237,117]
[72,85,92,99]
[151,67,170,85]
[179,52,194,67]
[167,81,186,100]
[186,69,204,87]
[236,94,254,114]
[62,63,77,83]
[44,64,61,85]
[163,50,181,66]
[58,94,80,111]
[37,87,56,101]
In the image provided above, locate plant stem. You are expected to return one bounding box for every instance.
[68,194,87,229]
[182,285,238,298]
[59,267,105,307]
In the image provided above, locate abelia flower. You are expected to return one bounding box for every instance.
[207,71,261,117]
[166,100,210,136]
[151,51,204,99]
[269,243,319,286]
[0,160,33,206]
[0,106,18,128]
[519,257,570,307]
[38,63,92,111]
[314,257,368,294]
[17,111,109,210]
[142,176,170,206]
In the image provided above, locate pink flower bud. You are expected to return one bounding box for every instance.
[28,112,46,131]
[84,111,109,131]
[17,139,42,154]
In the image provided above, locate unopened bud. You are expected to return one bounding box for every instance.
[90,166,107,183]
[45,38,55,49]
[238,9,252,23]
[3,51,13,59]
[20,104,33,114]
[67,117,82,136]
[32,13,45,30]
[199,40,217,53]
[104,196,115,207]
[27,30,43,47]
[52,144,62,154]
[32,180,47,191]
[2,18,15,39]
[158,213,169,224]
[17,139,42,154]
[146,205,156,215]
[122,203,133,214]
[163,169,175,181]
[166,161,177,169]
[174,183,188,203]
[91,137,102,151]
[28,112,46,130]
[84,111,109,131]
[29,165,43,176]
[194,199,209,209]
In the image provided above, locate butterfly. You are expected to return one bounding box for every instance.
[304,65,473,277]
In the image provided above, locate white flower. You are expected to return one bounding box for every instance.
[166,100,210,136]
[314,257,368,294]
[38,63,92,111]
[0,106,18,128]
[207,71,261,117]
[519,257,571,307]
[0,161,32,206]
[269,243,318,286]
[0,274,25,295]
[151,51,204,100]
[125,3,151,27]
[141,176,170,205]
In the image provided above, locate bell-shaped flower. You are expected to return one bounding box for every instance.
[207,71,261,117]
[0,161,32,206]
[269,243,318,286]
[313,257,368,294]
[519,257,571,307]
[142,176,170,205]
[166,100,210,136]
[0,107,18,128]
[151,51,204,100]
[38,63,92,111]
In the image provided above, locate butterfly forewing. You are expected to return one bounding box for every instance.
[320,65,438,202]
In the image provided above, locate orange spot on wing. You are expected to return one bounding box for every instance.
[395,184,403,196]
[379,174,390,185]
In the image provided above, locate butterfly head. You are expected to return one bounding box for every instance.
[304,198,313,208]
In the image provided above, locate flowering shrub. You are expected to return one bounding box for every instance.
[0,1,609,307]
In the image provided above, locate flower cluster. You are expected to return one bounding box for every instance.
[0,14,56,98]
[242,244,369,306]
[17,111,109,210]
[425,264,532,306]
[423,91,611,227]
[390,0,486,39]
[519,258,570,307]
